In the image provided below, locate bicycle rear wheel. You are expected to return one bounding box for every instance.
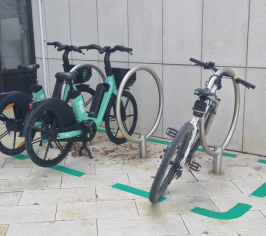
[149,122,193,203]
[75,85,95,114]
[25,110,73,167]
[0,102,26,155]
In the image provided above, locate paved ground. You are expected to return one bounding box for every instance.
[0,131,266,236]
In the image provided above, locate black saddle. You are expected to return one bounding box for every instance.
[55,71,79,82]
[18,64,40,73]
[194,88,214,98]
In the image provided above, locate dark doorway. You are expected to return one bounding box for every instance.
[0,0,36,94]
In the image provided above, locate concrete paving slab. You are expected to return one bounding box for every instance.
[136,196,218,216]
[0,177,61,192]
[5,220,97,236]
[0,225,8,236]
[19,188,96,206]
[237,231,266,236]
[61,173,130,189]
[0,192,22,206]
[0,167,32,179]
[0,204,56,224]
[97,215,188,236]
[0,158,6,168]
[56,200,138,220]
[168,181,241,198]
[95,162,157,174]
[2,157,35,168]
[232,179,266,194]
[129,170,197,186]
[181,211,266,234]
[192,167,262,182]
[177,234,238,236]
[210,194,266,211]
[96,184,170,202]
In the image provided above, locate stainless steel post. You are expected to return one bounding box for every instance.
[199,68,240,174]
[139,134,147,159]
[213,146,222,174]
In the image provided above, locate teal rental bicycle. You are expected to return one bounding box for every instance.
[23,45,138,167]
[0,41,96,156]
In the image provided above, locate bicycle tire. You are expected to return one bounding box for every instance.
[0,103,26,155]
[25,110,73,167]
[105,90,138,145]
[149,122,193,203]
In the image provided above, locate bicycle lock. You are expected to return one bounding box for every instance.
[116,66,164,159]
[199,68,240,175]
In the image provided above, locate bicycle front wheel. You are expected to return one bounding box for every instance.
[149,122,193,203]
[105,90,138,145]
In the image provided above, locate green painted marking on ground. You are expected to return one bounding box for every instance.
[111,183,167,202]
[50,165,85,177]
[11,154,29,160]
[97,128,107,134]
[147,138,170,145]
[191,203,252,220]
[257,159,266,165]
[250,182,266,198]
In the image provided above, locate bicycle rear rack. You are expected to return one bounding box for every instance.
[199,68,240,175]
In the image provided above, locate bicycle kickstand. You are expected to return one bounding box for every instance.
[79,141,93,159]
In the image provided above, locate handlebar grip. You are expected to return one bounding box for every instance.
[121,46,133,52]
[47,42,54,45]
[190,58,208,67]
[235,77,256,89]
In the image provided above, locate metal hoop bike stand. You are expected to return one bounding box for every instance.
[116,66,164,159]
[60,63,106,100]
[199,68,240,174]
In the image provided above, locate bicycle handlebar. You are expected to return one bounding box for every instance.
[47,41,63,48]
[190,57,255,89]
[99,45,133,54]
[78,44,102,51]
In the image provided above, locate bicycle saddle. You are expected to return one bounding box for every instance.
[55,71,79,82]
[18,64,40,73]
[194,88,214,98]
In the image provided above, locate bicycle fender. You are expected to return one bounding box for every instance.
[22,98,77,136]
[0,91,32,119]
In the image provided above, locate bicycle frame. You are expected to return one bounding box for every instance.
[180,78,221,167]
[56,75,116,140]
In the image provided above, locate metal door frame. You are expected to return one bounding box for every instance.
[0,0,36,92]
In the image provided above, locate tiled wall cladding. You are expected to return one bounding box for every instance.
[32,0,266,155]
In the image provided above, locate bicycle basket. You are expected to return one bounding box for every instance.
[111,67,136,89]
[63,64,92,84]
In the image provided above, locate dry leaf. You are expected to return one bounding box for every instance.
[43,175,48,177]
[151,176,155,179]
[198,156,202,159]
[50,220,56,223]
[33,203,39,205]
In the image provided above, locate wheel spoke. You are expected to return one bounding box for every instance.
[43,141,50,160]
[126,114,134,117]
[115,127,119,137]
[13,131,17,149]
[84,97,93,107]
[124,98,130,111]
[0,129,11,140]
[122,121,129,133]
[31,137,43,145]
[54,141,63,152]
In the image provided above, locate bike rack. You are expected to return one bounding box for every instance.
[199,68,240,174]
[116,66,164,159]
[60,63,106,100]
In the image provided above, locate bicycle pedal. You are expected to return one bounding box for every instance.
[166,127,178,138]
[189,161,201,172]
